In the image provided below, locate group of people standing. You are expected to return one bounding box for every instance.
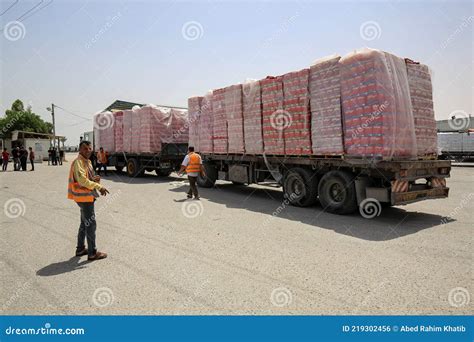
[2,146,35,172]
[48,147,64,166]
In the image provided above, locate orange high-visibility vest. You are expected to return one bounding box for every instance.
[67,158,96,202]
[97,151,107,164]
[186,153,201,174]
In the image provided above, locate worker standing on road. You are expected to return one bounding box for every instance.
[28,147,35,171]
[2,148,9,171]
[12,147,20,171]
[96,147,108,176]
[19,146,28,171]
[68,140,109,261]
[178,146,205,200]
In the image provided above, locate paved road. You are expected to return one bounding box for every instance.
[1,154,472,315]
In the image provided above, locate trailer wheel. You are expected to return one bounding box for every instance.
[126,158,143,177]
[197,163,217,188]
[318,170,357,214]
[115,165,123,172]
[283,168,318,207]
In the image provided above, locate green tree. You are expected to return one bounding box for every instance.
[0,99,53,138]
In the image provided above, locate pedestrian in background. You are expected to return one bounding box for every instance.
[28,147,35,171]
[19,146,28,171]
[178,146,205,200]
[68,140,109,261]
[51,148,57,165]
[59,149,64,165]
[2,148,9,171]
[96,147,108,176]
[48,148,52,165]
[12,147,20,171]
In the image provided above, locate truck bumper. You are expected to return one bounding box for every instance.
[392,187,450,206]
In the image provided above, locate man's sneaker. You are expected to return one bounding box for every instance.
[187,194,192,199]
[75,248,88,257]
[88,251,108,261]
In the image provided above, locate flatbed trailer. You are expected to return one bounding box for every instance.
[196,153,451,216]
[108,143,188,177]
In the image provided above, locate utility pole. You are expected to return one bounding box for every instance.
[47,104,56,148]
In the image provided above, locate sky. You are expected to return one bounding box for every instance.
[1,0,473,145]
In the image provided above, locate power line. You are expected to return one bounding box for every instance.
[54,105,92,121]
[21,0,53,22]
[16,0,44,21]
[0,0,19,16]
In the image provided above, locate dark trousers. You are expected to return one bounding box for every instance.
[2,160,7,171]
[30,159,34,171]
[20,158,27,171]
[76,202,97,257]
[13,157,19,171]
[187,176,199,198]
[96,163,107,175]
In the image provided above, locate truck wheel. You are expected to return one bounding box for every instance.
[283,168,318,207]
[156,169,172,177]
[115,165,123,172]
[197,163,217,188]
[318,170,357,214]
[126,158,143,177]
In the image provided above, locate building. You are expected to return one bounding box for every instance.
[436,115,474,132]
[103,99,186,112]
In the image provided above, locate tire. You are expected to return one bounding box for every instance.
[283,167,318,207]
[126,158,143,177]
[115,165,123,172]
[156,169,172,177]
[317,170,357,215]
[197,162,217,188]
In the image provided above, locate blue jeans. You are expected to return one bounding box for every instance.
[76,202,97,257]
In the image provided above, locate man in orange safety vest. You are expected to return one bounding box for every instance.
[68,140,109,261]
[178,146,205,200]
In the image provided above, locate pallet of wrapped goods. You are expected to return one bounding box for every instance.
[114,111,124,152]
[199,93,214,153]
[170,108,189,143]
[340,48,417,160]
[188,96,202,151]
[283,69,312,155]
[242,80,263,154]
[225,84,245,153]
[261,76,285,155]
[212,88,227,153]
[406,61,437,156]
[309,55,344,155]
[122,109,133,153]
[93,111,115,152]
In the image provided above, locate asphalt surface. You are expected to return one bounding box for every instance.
[0,154,472,315]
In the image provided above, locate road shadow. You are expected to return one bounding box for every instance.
[169,182,454,242]
[36,257,89,276]
[100,171,184,185]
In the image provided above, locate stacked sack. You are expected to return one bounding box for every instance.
[261,76,285,154]
[114,111,124,152]
[93,111,115,152]
[406,61,437,156]
[188,96,202,151]
[170,108,189,143]
[212,88,228,153]
[283,69,312,155]
[122,109,133,153]
[242,80,263,154]
[340,48,416,159]
[199,93,214,153]
[225,84,245,153]
[309,56,344,155]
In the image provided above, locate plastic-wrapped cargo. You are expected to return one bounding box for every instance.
[261,76,285,154]
[170,108,189,143]
[225,84,245,153]
[340,48,417,160]
[406,61,437,156]
[188,96,202,151]
[212,88,227,153]
[114,111,124,152]
[309,55,344,155]
[93,111,115,152]
[242,79,263,154]
[283,69,312,155]
[199,92,214,153]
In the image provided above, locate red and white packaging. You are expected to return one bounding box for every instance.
[225,84,245,153]
[261,76,285,155]
[188,96,203,151]
[114,111,124,152]
[242,79,263,154]
[212,88,227,153]
[199,93,214,153]
[93,111,115,152]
